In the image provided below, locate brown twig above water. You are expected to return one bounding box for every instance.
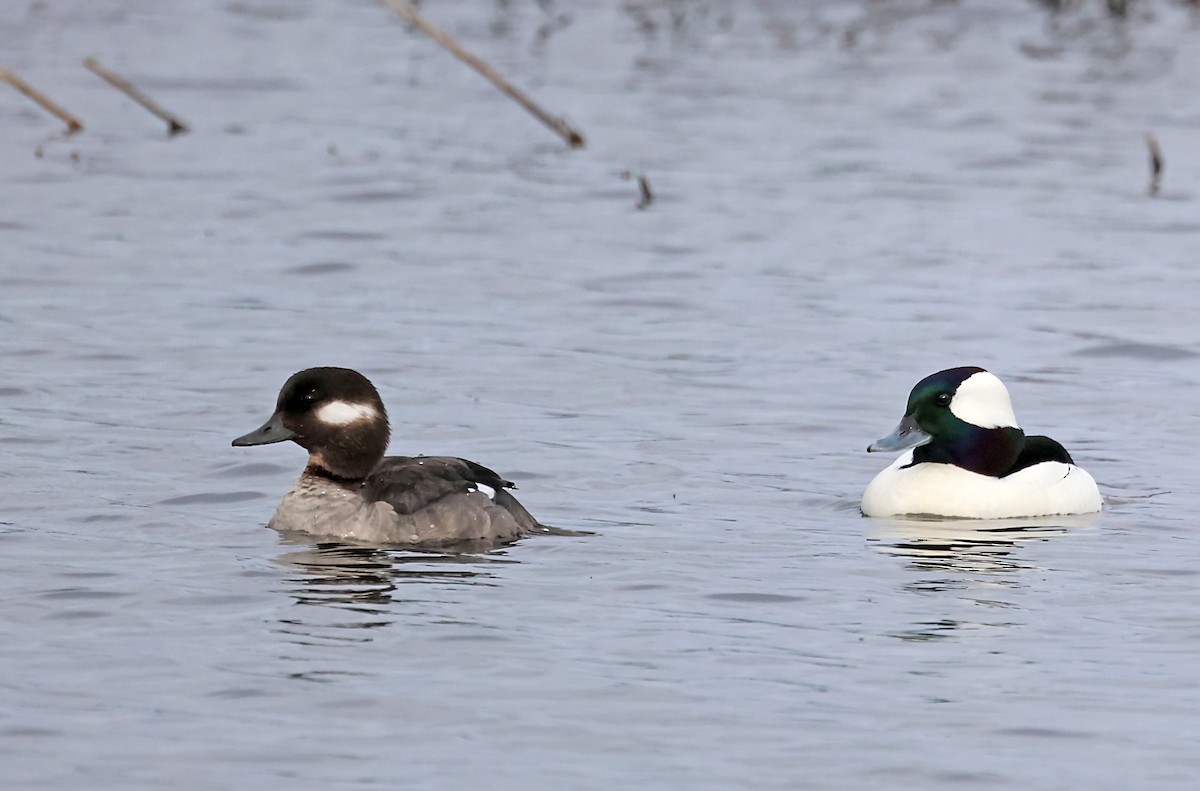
[379,0,585,149]
[1145,132,1163,197]
[84,57,189,136]
[0,69,84,134]
[620,170,654,210]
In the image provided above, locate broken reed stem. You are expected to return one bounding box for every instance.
[1145,132,1163,197]
[636,174,653,210]
[379,0,585,149]
[620,170,655,210]
[0,68,84,134]
[84,57,189,135]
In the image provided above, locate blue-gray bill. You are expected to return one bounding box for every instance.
[232,411,295,446]
[867,414,932,453]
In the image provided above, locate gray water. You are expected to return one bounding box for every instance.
[3,1,1199,788]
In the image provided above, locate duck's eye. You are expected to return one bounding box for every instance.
[936,393,952,407]
[301,391,319,406]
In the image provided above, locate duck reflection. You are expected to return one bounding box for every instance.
[272,537,512,640]
[869,513,1097,576]
[869,514,1099,641]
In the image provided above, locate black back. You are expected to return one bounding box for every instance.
[1003,435,1074,477]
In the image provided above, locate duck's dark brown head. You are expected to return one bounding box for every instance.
[233,367,390,480]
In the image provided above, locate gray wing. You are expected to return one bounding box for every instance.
[362,456,542,531]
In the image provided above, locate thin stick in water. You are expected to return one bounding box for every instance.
[635,174,654,210]
[1145,132,1163,197]
[84,57,188,135]
[0,69,84,134]
[620,170,655,210]
[380,0,585,149]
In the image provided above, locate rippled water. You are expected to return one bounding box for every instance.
[3,1,1199,788]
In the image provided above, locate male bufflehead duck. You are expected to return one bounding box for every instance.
[862,366,1102,519]
[233,367,552,545]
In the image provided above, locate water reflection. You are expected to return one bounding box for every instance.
[261,542,517,684]
[869,514,1096,575]
[272,540,511,644]
[871,514,1099,641]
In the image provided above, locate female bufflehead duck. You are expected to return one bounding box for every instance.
[233,367,552,545]
[862,366,1102,519]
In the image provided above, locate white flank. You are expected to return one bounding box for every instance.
[470,483,496,500]
[862,450,1102,518]
[315,400,379,426]
[950,371,1020,429]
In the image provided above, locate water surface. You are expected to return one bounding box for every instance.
[2,1,1199,788]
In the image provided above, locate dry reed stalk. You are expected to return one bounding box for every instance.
[84,57,188,135]
[635,174,653,210]
[380,0,585,149]
[620,170,654,210]
[1145,132,1163,197]
[0,69,84,133]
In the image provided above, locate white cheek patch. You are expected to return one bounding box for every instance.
[468,483,496,500]
[315,400,379,426]
[950,371,1020,429]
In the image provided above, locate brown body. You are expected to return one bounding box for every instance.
[234,368,550,546]
[269,457,541,545]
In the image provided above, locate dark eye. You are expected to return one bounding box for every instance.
[301,390,318,406]
[936,393,952,407]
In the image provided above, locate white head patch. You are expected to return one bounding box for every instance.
[315,400,379,426]
[949,371,1020,429]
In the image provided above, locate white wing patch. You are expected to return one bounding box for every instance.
[315,400,379,426]
[468,483,496,500]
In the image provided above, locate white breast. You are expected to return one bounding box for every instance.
[862,451,1102,519]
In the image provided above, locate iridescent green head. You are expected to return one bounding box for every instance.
[869,366,1025,476]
